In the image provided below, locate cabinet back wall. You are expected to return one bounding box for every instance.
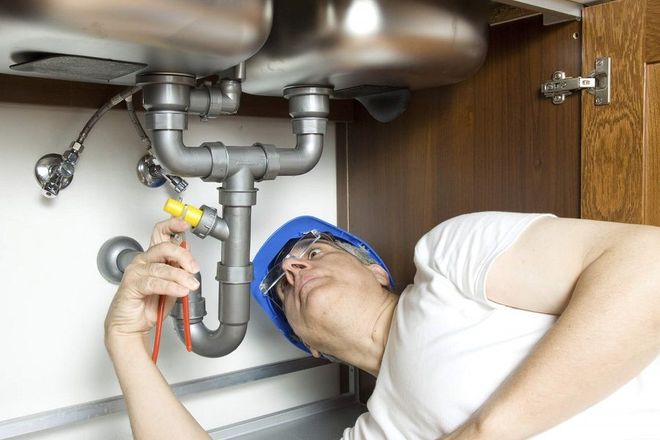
[343,16,581,291]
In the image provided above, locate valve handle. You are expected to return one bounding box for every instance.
[163,198,203,227]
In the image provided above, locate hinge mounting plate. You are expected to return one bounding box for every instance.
[541,57,611,106]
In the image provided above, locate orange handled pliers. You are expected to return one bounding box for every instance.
[152,240,193,363]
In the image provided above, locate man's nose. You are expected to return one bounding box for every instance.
[282,256,311,285]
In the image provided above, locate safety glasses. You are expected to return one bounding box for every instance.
[259,230,331,298]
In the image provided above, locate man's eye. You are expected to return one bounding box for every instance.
[308,248,322,259]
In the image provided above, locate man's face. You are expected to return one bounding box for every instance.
[275,239,389,357]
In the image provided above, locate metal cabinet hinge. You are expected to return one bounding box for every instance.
[541,57,611,105]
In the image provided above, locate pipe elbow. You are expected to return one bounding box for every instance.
[221,80,242,115]
[151,130,213,177]
[276,133,324,175]
[189,79,242,118]
[182,322,248,358]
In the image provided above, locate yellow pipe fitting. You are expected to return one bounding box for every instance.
[163,198,203,227]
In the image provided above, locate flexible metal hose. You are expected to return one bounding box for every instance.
[76,85,143,143]
[125,95,151,148]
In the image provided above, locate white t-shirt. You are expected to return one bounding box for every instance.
[342,211,660,439]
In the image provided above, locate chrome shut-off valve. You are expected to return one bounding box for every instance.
[136,153,189,193]
[35,141,84,198]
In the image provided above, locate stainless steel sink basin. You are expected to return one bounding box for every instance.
[242,0,489,96]
[0,0,489,120]
[0,0,273,83]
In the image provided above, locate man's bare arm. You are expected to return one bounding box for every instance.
[106,336,210,440]
[104,218,210,439]
[449,218,660,439]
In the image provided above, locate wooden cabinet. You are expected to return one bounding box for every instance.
[582,0,660,225]
[339,16,581,291]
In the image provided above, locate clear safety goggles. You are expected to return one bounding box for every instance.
[259,230,336,299]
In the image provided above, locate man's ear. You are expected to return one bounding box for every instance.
[367,264,390,287]
[304,342,322,358]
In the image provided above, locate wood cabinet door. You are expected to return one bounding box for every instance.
[582,0,660,225]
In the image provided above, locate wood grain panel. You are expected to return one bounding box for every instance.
[335,122,351,395]
[647,0,660,63]
[646,63,660,225]
[336,123,349,229]
[345,16,580,291]
[581,0,645,222]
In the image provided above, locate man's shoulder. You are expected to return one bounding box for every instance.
[418,211,553,250]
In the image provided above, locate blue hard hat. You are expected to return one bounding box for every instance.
[250,216,394,354]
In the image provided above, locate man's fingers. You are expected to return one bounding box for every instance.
[150,217,191,246]
[145,262,200,290]
[136,275,190,298]
[128,262,199,297]
[140,241,200,274]
[123,245,200,300]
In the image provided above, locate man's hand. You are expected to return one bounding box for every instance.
[104,218,199,352]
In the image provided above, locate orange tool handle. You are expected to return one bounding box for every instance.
[152,295,166,363]
[180,241,193,352]
[151,240,193,363]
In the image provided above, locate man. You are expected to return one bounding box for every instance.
[105,211,660,439]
